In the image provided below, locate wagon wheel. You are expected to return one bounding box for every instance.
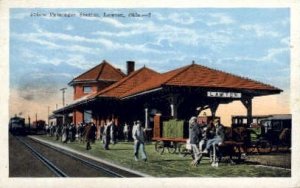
[167,141,177,154]
[256,140,272,154]
[247,143,259,154]
[232,145,243,161]
[178,143,190,157]
[155,141,165,155]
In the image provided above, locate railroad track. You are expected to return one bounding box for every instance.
[15,136,140,177]
[16,136,68,177]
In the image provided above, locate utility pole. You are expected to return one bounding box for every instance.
[60,87,67,125]
[47,106,50,125]
[35,113,38,130]
[28,115,31,132]
[60,88,67,107]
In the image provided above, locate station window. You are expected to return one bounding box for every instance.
[83,86,92,94]
[84,110,92,123]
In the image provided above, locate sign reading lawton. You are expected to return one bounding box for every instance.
[207,91,242,98]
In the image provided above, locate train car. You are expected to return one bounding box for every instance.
[9,116,26,135]
[32,120,47,134]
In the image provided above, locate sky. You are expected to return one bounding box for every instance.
[9,8,290,125]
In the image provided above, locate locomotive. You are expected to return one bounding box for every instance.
[9,116,26,135]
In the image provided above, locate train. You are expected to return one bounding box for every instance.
[9,116,26,135]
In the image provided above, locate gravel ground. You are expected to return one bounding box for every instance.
[245,153,291,169]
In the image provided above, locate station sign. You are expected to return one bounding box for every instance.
[207,91,242,98]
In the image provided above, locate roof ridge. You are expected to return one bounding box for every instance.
[96,67,151,97]
[69,61,104,85]
[196,63,281,91]
[163,63,194,85]
[108,61,126,77]
[69,60,126,86]
[96,60,106,81]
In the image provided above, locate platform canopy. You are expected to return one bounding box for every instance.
[120,62,281,100]
[54,62,282,126]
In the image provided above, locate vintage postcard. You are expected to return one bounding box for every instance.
[1,0,299,188]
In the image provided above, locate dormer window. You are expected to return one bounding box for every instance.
[83,86,92,94]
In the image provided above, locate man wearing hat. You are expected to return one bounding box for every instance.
[202,119,225,154]
[189,116,202,166]
[132,120,147,162]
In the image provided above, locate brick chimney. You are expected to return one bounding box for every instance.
[126,61,135,75]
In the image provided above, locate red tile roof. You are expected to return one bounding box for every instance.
[55,62,282,113]
[120,63,281,99]
[90,66,160,98]
[69,60,126,85]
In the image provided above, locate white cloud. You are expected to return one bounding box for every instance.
[93,30,145,37]
[12,23,171,55]
[86,16,201,44]
[241,24,280,38]
[19,48,94,70]
[20,49,62,66]
[154,12,196,25]
[216,47,289,64]
[280,36,290,46]
[65,25,74,31]
[65,55,94,69]
[136,54,197,72]
[278,17,290,27]
[31,72,73,79]
[154,12,235,26]
[12,32,100,55]
[91,17,233,50]
[146,25,199,47]
[261,47,289,62]
[81,16,137,29]
[207,13,235,26]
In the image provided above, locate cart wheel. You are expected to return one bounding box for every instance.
[247,144,259,154]
[177,143,182,153]
[155,141,165,155]
[178,144,186,155]
[167,141,177,154]
[178,144,190,157]
[257,140,272,154]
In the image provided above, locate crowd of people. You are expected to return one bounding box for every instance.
[188,117,225,166]
[45,119,148,162]
[45,116,225,165]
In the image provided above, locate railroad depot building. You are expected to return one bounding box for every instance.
[53,60,282,133]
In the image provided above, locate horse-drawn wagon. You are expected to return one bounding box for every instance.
[232,114,291,154]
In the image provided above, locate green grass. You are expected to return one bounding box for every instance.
[36,135,291,177]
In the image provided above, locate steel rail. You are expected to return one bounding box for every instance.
[16,136,68,177]
[30,138,126,177]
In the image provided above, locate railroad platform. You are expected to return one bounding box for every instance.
[27,135,291,177]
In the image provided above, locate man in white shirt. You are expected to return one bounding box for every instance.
[132,120,147,162]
